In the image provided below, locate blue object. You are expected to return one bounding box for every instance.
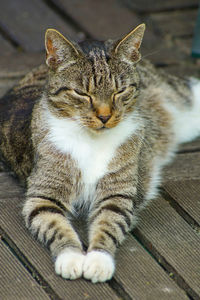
[192,5,200,57]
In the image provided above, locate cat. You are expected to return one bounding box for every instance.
[0,23,200,283]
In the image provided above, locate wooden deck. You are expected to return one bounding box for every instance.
[0,1,200,299]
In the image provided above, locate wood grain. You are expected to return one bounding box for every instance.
[0,182,120,300]
[0,240,50,300]
[123,0,198,13]
[0,0,79,51]
[51,0,140,40]
[0,172,188,299]
[149,10,197,37]
[164,179,200,226]
[163,152,200,182]
[179,138,200,153]
[0,34,15,55]
[114,234,188,299]
[136,196,200,298]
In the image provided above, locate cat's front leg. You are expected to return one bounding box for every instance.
[83,193,137,283]
[22,196,85,280]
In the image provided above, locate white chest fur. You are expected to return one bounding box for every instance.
[46,113,140,187]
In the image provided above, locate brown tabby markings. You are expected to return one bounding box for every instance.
[0,24,197,283]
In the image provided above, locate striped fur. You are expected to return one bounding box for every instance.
[0,25,200,283]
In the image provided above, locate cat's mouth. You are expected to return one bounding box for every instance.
[93,120,121,132]
[97,126,109,131]
[88,125,111,134]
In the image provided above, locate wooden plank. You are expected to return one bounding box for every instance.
[0,52,44,78]
[0,181,120,299]
[147,46,186,66]
[0,0,79,51]
[123,0,198,13]
[0,172,24,198]
[51,0,140,40]
[149,10,197,37]
[0,78,19,98]
[0,172,189,299]
[0,34,15,55]
[141,31,191,67]
[136,196,200,299]
[0,240,49,300]
[115,234,188,299]
[0,52,44,97]
[51,0,168,67]
[163,62,200,78]
[179,138,200,152]
[163,152,200,182]
[164,180,200,226]
[0,161,6,172]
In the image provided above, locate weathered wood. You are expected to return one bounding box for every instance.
[161,61,200,77]
[0,53,45,99]
[0,34,15,55]
[0,0,79,51]
[179,138,200,153]
[114,234,188,299]
[123,0,198,13]
[0,240,50,300]
[0,78,19,98]
[163,62,200,78]
[141,34,192,67]
[164,180,200,226]
[0,161,6,172]
[147,46,186,66]
[0,53,44,78]
[136,196,200,299]
[0,172,189,299]
[163,152,200,182]
[51,0,140,40]
[149,10,197,37]
[0,172,24,198]
[0,185,120,299]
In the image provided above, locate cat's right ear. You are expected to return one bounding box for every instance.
[45,29,79,70]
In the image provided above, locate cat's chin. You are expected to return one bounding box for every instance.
[88,126,111,135]
[88,123,120,133]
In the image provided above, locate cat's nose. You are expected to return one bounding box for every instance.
[98,115,111,124]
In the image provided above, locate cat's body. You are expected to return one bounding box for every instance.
[0,25,200,283]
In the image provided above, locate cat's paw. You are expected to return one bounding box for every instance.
[55,248,85,280]
[83,250,115,283]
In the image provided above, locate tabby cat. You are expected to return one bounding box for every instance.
[0,24,200,283]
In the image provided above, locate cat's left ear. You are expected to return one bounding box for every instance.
[114,24,145,63]
[45,29,80,69]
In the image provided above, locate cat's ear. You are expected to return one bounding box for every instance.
[45,29,79,69]
[114,24,145,63]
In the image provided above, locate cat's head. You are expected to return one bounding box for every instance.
[45,24,145,133]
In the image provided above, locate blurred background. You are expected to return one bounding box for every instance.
[0,0,199,96]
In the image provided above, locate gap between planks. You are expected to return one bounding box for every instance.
[0,227,63,300]
[134,196,200,299]
[132,228,198,300]
[161,188,200,234]
[0,172,189,300]
[42,0,88,40]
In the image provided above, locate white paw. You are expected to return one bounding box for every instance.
[55,249,85,280]
[83,250,115,283]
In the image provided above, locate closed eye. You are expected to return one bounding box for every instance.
[72,89,92,102]
[53,86,70,96]
[113,84,137,104]
[116,87,127,95]
[116,84,137,95]
[52,87,91,103]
